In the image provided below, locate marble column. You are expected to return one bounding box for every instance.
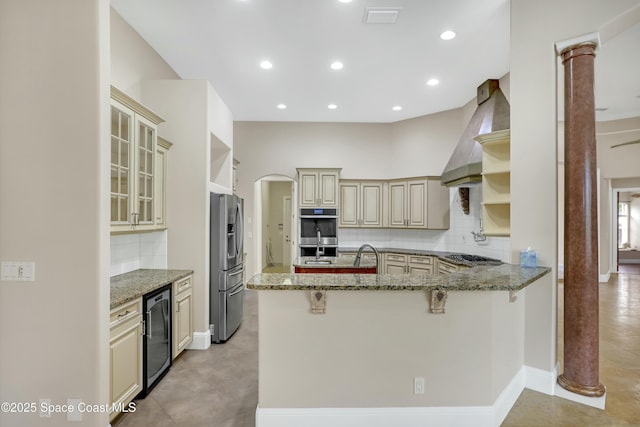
[557,41,605,397]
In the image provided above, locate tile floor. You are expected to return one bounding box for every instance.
[113,272,640,427]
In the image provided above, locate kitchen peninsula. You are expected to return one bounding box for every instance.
[248,261,550,427]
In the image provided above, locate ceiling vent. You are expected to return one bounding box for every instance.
[364,7,400,24]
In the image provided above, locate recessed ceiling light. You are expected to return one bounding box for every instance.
[328,104,338,110]
[330,61,344,70]
[259,60,273,70]
[277,104,287,109]
[338,0,352,3]
[440,30,456,40]
[392,106,402,111]
[426,78,439,86]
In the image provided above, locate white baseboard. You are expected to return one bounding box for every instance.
[599,271,611,283]
[555,384,606,409]
[256,368,525,427]
[185,329,211,350]
[524,363,558,395]
[493,366,526,426]
[526,362,606,409]
[256,406,495,427]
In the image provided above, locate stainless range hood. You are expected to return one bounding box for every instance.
[441,79,510,187]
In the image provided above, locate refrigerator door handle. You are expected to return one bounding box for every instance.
[228,269,243,278]
[228,286,244,297]
[235,203,243,259]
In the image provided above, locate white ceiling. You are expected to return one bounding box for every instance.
[110,0,640,124]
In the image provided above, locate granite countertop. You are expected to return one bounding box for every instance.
[247,264,551,292]
[338,247,501,267]
[110,269,193,309]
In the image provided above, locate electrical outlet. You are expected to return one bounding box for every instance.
[414,377,425,395]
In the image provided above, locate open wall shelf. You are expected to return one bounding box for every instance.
[476,129,510,237]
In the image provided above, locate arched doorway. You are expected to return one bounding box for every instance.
[253,175,296,274]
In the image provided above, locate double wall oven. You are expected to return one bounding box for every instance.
[299,208,338,257]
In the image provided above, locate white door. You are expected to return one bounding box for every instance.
[283,196,292,268]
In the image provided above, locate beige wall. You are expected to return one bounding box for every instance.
[0,1,110,425]
[110,8,179,101]
[234,110,466,277]
[140,79,233,337]
[258,290,523,408]
[510,0,640,374]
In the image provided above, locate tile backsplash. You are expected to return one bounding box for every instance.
[339,186,510,262]
[110,230,168,276]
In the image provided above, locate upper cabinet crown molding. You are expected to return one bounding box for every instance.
[157,136,173,149]
[111,85,165,125]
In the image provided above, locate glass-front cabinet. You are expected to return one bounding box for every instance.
[110,86,165,233]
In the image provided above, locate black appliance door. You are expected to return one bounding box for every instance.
[144,285,171,393]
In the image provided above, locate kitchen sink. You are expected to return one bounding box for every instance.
[304,260,332,265]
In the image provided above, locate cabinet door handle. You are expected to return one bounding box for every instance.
[118,310,131,319]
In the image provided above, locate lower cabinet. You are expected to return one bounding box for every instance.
[109,298,143,422]
[109,274,193,421]
[383,253,434,274]
[437,258,461,275]
[173,274,193,359]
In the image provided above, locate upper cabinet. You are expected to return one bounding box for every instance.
[389,178,427,228]
[110,86,165,233]
[154,137,172,229]
[388,177,449,230]
[297,168,341,207]
[476,129,510,236]
[339,180,384,227]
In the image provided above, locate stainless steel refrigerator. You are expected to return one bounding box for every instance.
[210,192,244,343]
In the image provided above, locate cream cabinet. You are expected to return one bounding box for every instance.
[339,181,384,227]
[388,177,449,229]
[476,129,510,236]
[109,298,143,422]
[436,258,463,275]
[338,252,378,262]
[297,168,341,207]
[383,253,434,275]
[173,274,193,359]
[154,137,172,229]
[110,86,165,233]
[389,179,426,228]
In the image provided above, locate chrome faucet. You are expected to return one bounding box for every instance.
[353,243,380,274]
[315,227,322,260]
[471,219,487,242]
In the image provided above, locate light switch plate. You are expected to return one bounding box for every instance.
[1,261,36,281]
